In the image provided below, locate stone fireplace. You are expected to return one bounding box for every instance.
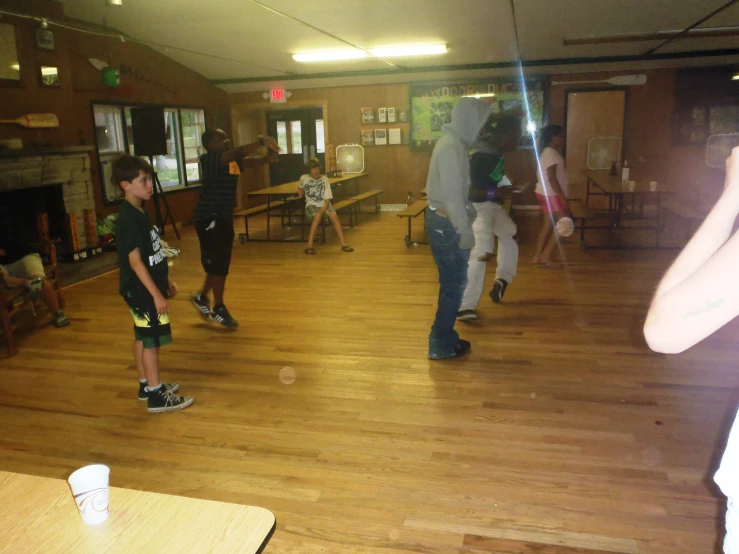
[0,146,98,258]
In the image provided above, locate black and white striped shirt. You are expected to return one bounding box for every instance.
[193,152,238,222]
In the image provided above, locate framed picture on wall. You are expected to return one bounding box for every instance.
[361,107,375,124]
[39,65,60,87]
[36,28,55,51]
[360,129,374,146]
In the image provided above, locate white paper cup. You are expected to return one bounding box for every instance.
[68,464,110,525]
[649,181,658,191]
[556,216,575,237]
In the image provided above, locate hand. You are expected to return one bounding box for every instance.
[297,188,304,197]
[153,293,169,315]
[168,280,178,298]
[262,135,280,153]
[459,233,475,250]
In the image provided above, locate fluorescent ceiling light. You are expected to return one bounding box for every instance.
[463,93,497,99]
[41,67,58,76]
[733,72,739,81]
[293,50,368,62]
[370,44,447,57]
[293,44,447,62]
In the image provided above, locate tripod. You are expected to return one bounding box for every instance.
[148,156,180,240]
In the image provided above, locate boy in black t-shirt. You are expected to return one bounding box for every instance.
[113,155,193,413]
[191,129,279,328]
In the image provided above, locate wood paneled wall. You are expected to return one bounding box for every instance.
[547,68,727,207]
[0,0,231,225]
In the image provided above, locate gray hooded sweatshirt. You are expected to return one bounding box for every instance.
[425,97,493,248]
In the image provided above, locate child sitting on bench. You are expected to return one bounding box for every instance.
[298,158,354,255]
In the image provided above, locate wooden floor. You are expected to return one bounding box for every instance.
[1,212,737,554]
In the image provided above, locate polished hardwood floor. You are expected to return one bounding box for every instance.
[1,212,736,553]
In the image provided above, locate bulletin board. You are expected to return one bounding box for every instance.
[409,78,547,152]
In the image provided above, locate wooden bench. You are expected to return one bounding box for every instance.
[317,189,384,242]
[569,199,598,251]
[660,199,706,244]
[236,196,303,243]
[396,200,428,246]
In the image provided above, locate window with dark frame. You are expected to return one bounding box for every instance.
[92,103,206,204]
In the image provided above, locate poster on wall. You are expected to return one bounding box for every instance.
[409,79,547,152]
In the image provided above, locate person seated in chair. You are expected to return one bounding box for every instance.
[0,237,69,329]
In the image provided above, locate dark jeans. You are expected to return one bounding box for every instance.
[425,209,471,358]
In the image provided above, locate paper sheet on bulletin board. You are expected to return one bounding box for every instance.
[409,79,547,152]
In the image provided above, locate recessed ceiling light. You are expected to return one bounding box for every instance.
[293,44,447,63]
[732,72,739,81]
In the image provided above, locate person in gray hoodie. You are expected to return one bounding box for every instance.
[425,97,492,359]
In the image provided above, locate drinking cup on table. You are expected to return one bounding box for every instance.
[67,464,110,525]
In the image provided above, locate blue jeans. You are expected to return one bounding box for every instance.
[426,209,471,358]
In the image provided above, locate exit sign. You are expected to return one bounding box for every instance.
[270,88,287,103]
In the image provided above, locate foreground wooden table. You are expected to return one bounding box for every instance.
[0,471,275,554]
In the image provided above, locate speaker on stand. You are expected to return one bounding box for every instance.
[130,107,180,240]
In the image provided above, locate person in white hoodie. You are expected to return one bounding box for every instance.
[644,147,739,554]
[425,97,492,360]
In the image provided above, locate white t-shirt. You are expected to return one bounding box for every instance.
[299,174,332,209]
[716,408,739,553]
[535,146,569,197]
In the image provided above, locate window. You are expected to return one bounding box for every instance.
[276,121,288,153]
[290,120,302,154]
[180,108,206,183]
[93,103,206,204]
[315,119,325,154]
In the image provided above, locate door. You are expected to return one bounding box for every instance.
[564,89,626,200]
[266,107,325,186]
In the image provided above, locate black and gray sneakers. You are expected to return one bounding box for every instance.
[146,385,193,413]
[429,339,471,360]
[138,381,180,401]
[457,309,477,321]
[210,304,239,328]
[490,279,508,304]
[191,294,211,321]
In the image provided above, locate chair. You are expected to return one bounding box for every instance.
[0,242,64,358]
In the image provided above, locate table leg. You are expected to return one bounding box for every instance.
[656,193,662,247]
[266,195,272,240]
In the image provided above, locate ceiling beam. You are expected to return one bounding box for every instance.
[211,47,739,85]
[646,0,739,55]
[564,26,739,46]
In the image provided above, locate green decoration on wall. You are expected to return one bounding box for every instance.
[101,67,120,88]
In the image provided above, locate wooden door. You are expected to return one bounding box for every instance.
[565,89,626,200]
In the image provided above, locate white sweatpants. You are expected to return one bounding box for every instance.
[460,201,518,311]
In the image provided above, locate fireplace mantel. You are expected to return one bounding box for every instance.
[0,146,94,159]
